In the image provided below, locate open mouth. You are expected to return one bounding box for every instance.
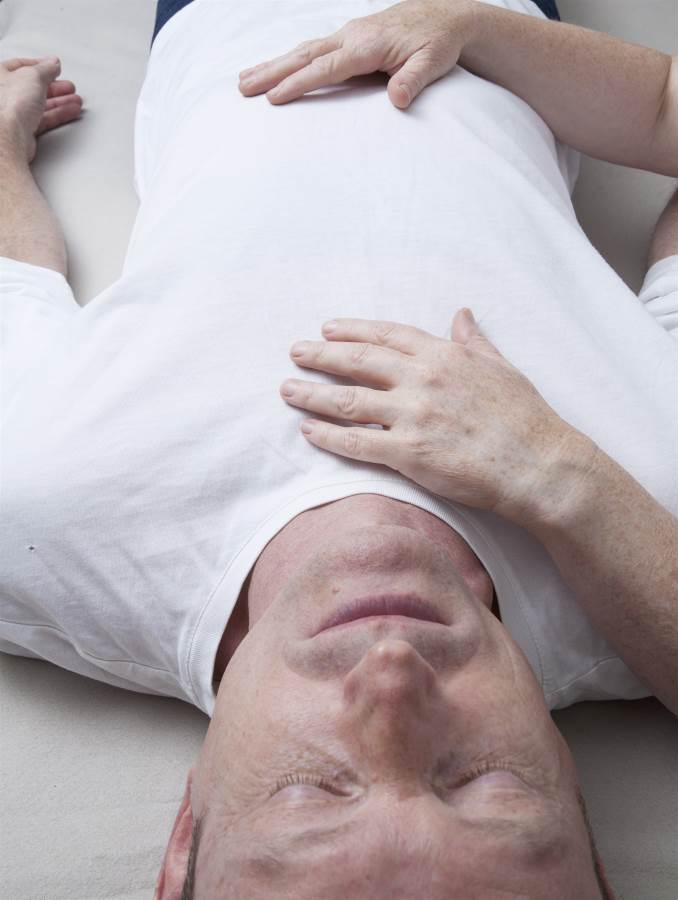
[314,593,446,636]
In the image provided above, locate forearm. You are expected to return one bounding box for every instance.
[515,433,678,716]
[0,145,68,277]
[459,3,677,176]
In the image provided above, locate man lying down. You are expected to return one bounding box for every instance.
[1,0,677,896]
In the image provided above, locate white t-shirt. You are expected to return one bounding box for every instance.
[2,0,677,718]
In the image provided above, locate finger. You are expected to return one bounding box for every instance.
[35,57,61,88]
[2,57,41,72]
[451,308,503,358]
[451,307,475,344]
[299,419,394,468]
[265,47,373,104]
[290,339,405,387]
[239,37,340,96]
[280,378,398,427]
[385,46,455,110]
[45,93,82,111]
[386,77,412,110]
[48,79,76,97]
[36,100,82,135]
[320,318,433,356]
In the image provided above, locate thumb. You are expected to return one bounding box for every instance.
[35,56,61,85]
[386,47,448,109]
[451,308,503,358]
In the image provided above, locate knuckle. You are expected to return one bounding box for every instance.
[404,428,431,459]
[295,42,314,63]
[351,39,378,65]
[309,53,327,71]
[312,342,327,364]
[343,428,363,457]
[350,342,371,366]
[387,437,409,474]
[420,366,444,389]
[336,386,359,417]
[373,320,397,345]
[300,382,315,405]
[341,18,364,41]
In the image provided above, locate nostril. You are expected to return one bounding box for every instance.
[343,640,438,710]
[372,638,418,663]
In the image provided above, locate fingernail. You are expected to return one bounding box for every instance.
[463,308,476,323]
[281,381,295,398]
[399,83,411,104]
[268,87,282,100]
[290,341,308,357]
[301,421,314,434]
[322,320,338,334]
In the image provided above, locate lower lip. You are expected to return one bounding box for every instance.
[316,614,445,635]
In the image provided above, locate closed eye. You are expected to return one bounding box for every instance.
[270,762,531,798]
[271,772,348,796]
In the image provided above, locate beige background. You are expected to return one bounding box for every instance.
[1,1,677,898]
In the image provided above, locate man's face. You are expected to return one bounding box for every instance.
[190,501,599,898]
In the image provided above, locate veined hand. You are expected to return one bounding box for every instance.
[238,0,477,109]
[280,309,590,527]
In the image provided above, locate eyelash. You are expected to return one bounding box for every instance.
[272,772,344,796]
[457,761,503,784]
[272,762,518,796]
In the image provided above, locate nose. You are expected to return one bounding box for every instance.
[341,639,443,782]
[344,638,437,705]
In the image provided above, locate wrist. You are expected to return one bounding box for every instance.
[496,424,602,537]
[458,1,495,68]
[0,131,29,168]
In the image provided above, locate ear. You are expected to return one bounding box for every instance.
[593,847,616,899]
[154,767,196,900]
[451,308,503,358]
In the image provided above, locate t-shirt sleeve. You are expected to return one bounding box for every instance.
[1,256,81,414]
[637,254,678,340]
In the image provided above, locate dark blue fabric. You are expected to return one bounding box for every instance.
[533,0,561,21]
[151,0,195,47]
[151,0,560,48]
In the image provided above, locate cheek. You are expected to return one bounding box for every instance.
[214,651,338,760]
[464,566,496,610]
[481,616,545,703]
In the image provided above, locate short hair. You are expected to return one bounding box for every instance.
[180,789,615,899]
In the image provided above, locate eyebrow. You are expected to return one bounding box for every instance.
[242,820,357,877]
[456,815,537,837]
[249,806,541,872]
[282,820,357,850]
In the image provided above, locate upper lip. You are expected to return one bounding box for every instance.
[313,593,446,636]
